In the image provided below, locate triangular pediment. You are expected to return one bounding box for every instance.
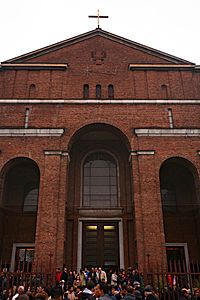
[2,28,194,65]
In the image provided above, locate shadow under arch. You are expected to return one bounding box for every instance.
[159,156,200,270]
[67,122,131,153]
[0,157,40,271]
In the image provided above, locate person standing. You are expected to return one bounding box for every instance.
[98,268,107,284]
[111,271,118,287]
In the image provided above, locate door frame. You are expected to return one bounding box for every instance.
[10,243,35,272]
[165,242,190,272]
[77,218,124,271]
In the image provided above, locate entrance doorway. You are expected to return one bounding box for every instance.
[166,243,189,272]
[82,222,119,270]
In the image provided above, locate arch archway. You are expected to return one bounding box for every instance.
[65,123,134,270]
[160,157,200,269]
[0,157,40,271]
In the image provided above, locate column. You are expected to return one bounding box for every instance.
[130,150,167,272]
[34,150,69,273]
[55,151,69,269]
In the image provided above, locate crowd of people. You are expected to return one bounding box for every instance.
[0,266,199,300]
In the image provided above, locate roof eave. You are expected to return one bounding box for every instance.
[2,28,195,65]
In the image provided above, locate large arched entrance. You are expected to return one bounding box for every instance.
[0,157,40,271]
[65,123,134,270]
[160,157,200,271]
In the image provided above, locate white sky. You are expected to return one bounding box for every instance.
[0,0,200,64]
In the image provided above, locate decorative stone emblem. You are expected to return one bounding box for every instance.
[91,50,106,65]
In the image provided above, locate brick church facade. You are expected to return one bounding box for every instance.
[0,28,200,274]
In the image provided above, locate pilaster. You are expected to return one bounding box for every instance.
[130,150,167,272]
[34,150,69,273]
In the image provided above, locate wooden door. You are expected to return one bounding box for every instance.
[82,222,119,270]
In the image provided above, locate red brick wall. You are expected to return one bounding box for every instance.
[0,33,200,271]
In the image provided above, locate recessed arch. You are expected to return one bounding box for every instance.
[68,122,131,152]
[29,83,37,98]
[159,156,200,265]
[0,157,40,271]
[65,122,133,269]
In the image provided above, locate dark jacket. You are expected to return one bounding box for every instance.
[124,293,136,300]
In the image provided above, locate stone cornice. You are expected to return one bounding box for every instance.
[0,63,68,70]
[130,150,155,155]
[135,129,200,137]
[129,64,196,71]
[44,150,69,157]
[0,128,64,136]
[0,99,200,104]
[129,150,155,162]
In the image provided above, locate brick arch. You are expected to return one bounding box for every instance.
[68,122,131,152]
[0,156,40,205]
[159,156,200,264]
[0,157,40,271]
[65,122,134,269]
[160,156,199,178]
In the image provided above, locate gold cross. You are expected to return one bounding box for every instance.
[88,9,109,29]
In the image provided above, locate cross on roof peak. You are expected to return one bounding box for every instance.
[88,9,109,29]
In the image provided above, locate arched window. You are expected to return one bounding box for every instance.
[29,84,36,98]
[108,84,114,99]
[161,84,169,99]
[83,84,89,99]
[23,182,39,212]
[83,152,118,208]
[96,84,101,99]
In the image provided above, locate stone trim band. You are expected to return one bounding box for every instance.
[135,129,200,137]
[0,99,200,104]
[0,129,64,136]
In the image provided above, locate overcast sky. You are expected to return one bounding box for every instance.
[0,0,199,64]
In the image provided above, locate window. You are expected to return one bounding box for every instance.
[29,84,36,98]
[168,108,174,128]
[96,84,101,99]
[108,84,114,99]
[83,152,118,207]
[161,188,177,212]
[23,183,39,212]
[24,108,30,128]
[83,84,89,99]
[161,84,169,99]
[15,247,34,272]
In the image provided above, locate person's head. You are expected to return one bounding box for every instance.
[133,281,141,288]
[94,283,107,298]
[134,290,142,300]
[181,288,190,298]
[18,286,25,295]
[37,286,44,293]
[194,288,200,297]
[68,286,74,293]
[143,285,153,297]
[126,286,134,294]
[121,285,127,296]
[18,295,28,300]
[86,282,94,291]
[76,286,82,292]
